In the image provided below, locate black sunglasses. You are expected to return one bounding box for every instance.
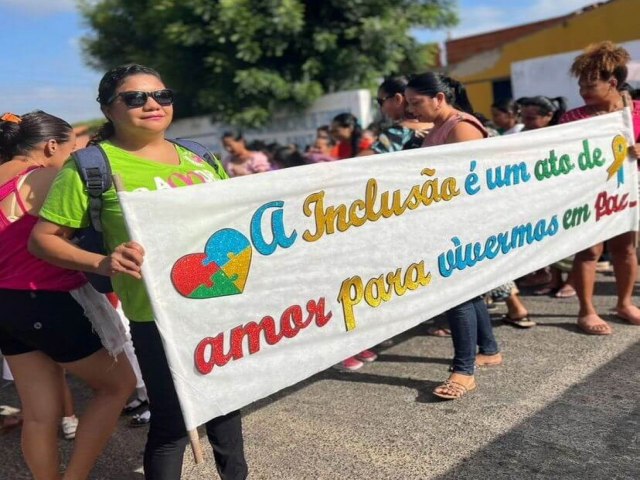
[106,89,175,108]
[376,95,394,107]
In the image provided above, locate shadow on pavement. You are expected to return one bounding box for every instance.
[433,340,640,480]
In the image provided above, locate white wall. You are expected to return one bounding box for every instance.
[167,89,372,155]
[511,40,640,109]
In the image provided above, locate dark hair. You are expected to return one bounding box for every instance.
[491,98,520,116]
[273,145,306,169]
[246,139,266,152]
[221,129,244,142]
[331,112,363,155]
[0,111,72,163]
[379,76,409,96]
[91,64,164,145]
[516,96,567,125]
[406,72,475,114]
[620,83,640,100]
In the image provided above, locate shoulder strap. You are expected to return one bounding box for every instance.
[71,145,112,232]
[169,138,224,176]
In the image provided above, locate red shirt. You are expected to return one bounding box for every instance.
[336,137,374,160]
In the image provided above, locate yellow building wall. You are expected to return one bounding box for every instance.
[465,82,494,114]
[453,0,640,115]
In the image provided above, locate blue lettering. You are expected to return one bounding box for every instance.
[250,201,297,256]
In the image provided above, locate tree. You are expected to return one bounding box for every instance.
[80,0,457,126]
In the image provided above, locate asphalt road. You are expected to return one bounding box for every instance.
[2,271,639,479]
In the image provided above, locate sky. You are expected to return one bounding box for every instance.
[0,0,600,124]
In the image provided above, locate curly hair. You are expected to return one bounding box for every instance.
[569,41,630,85]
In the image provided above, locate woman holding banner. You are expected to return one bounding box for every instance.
[29,64,248,480]
[560,41,640,335]
[405,72,501,400]
[0,110,136,480]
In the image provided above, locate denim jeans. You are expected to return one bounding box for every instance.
[131,321,248,480]
[446,296,499,375]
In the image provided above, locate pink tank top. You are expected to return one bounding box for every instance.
[422,111,487,147]
[0,167,86,291]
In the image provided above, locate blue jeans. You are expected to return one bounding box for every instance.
[446,297,499,375]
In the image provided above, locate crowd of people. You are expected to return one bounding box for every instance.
[1,40,639,479]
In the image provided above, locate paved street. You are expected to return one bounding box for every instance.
[2,271,639,479]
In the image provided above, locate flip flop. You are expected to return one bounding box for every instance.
[129,409,151,428]
[123,397,148,414]
[476,352,503,367]
[0,414,22,435]
[501,315,536,328]
[425,327,452,337]
[555,285,576,298]
[577,314,612,335]
[615,308,640,326]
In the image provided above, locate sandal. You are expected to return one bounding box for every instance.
[129,409,151,427]
[577,314,612,335]
[615,305,640,326]
[555,285,576,298]
[432,374,476,400]
[123,397,148,414]
[502,315,536,328]
[425,327,451,337]
[476,352,503,367]
[0,414,22,435]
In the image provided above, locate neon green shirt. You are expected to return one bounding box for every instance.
[40,141,228,322]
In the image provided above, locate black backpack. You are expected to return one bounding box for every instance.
[72,139,224,293]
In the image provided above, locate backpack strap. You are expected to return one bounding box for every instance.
[169,138,224,176]
[72,145,112,232]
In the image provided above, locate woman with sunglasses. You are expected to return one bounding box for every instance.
[362,76,432,155]
[0,110,136,480]
[29,64,248,480]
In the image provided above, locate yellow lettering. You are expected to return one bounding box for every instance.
[302,191,326,242]
[364,275,392,307]
[349,199,367,227]
[301,169,460,243]
[337,276,363,331]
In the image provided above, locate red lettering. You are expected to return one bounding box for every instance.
[595,191,630,221]
[308,297,333,327]
[230,316,282,358]
[194,297,333,375]
[194,332,233,374]
[280,305,303,338]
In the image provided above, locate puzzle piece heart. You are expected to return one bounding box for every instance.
[171,229,252,299]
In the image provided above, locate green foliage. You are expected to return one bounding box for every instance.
[79,0,457,127]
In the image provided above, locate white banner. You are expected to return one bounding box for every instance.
[119,110,638,430]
